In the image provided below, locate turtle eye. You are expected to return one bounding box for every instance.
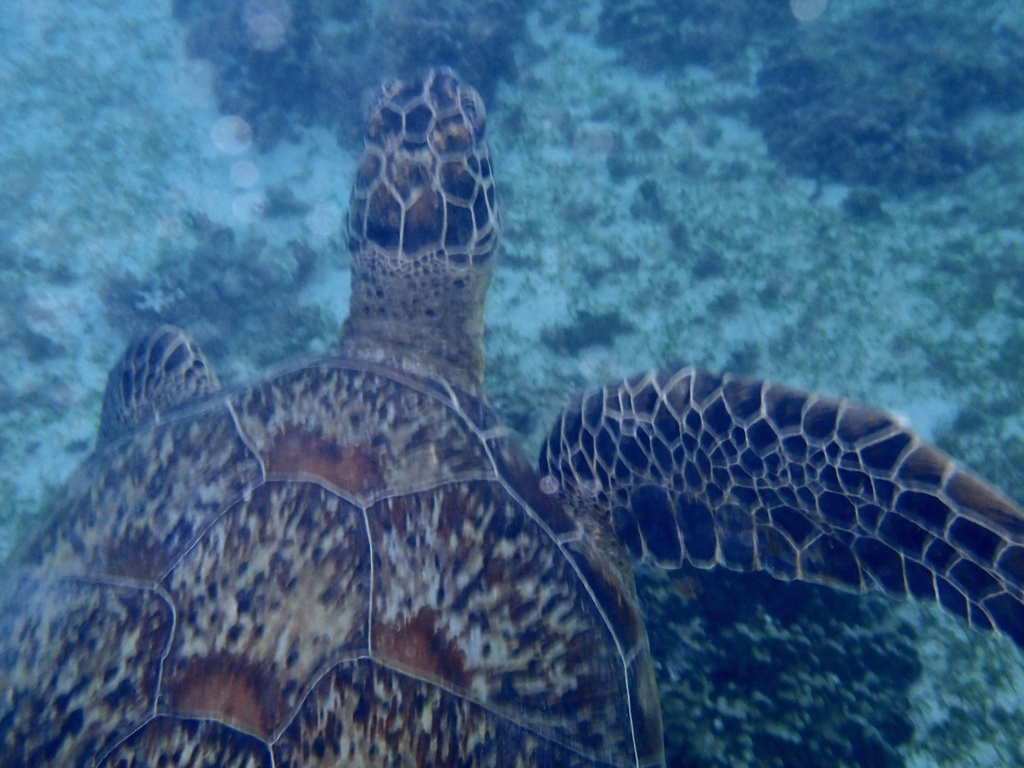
[461,91,485,138]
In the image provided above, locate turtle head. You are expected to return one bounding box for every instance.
[340,68,499,393]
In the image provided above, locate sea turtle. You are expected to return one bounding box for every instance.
[2,67,1023,767]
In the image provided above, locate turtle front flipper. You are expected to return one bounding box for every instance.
[97,326,220,444]
[540,367,1024,647]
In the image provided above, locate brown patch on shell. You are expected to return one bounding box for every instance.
[264,425,381,497]
[373,605,469,691]
[163,654,279,737]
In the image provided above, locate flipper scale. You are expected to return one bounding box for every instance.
[541,367,1024,646]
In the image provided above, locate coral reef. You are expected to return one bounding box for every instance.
[173,0,373,149]
[597,0,793,73]
[639,566,919,767]
[173,0,530,150]
[374,0,525,105]
[101,212,330,372]
[750,6,1024,193]
[598,0,1024,193]
[540,308,636,355]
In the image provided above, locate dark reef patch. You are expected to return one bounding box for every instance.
[172,0,531,151]
[597,0,793,73]
[598,0,1024,194]
[540,309,637,355]
[640,565,920,767]
[101,213,329,369]
[751,6,1024,193]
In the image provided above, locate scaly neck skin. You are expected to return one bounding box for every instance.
[340,69,498,400]
[337,310,486,398]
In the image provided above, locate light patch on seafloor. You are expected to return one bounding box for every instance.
[231,160,260,189]
[790,0,830,23]
[231,191,266,223]
[211,116,254,156]
[306,202,345,240]
[242,0,293,52]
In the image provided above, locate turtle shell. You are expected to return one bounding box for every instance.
[0,357,662,767]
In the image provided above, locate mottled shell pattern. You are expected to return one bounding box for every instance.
[0,69,661,768]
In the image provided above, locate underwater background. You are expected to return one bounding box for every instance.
[1,0,1023,764]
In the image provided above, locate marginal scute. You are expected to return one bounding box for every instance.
[721,377,763,423]
[946,469,1024,539]
[905,558,936,600]
[859,431,912,472]
[676,494,717,564]
[98,716,273,767]
[0,575,172,766]
[948,558,1001,599]
[493,435,579,536]
[630,485,681,565]
[858,538,907,592]
[937,577,970,621]
[984,592,1024,646]
[22,403,262,581]
[803,535,863,590]
[896,443,948,487]
[895,490,952,534]
[947,515,1004,563]
[764,386,806,433]
[625,652,665,768]
[836,403,895,445]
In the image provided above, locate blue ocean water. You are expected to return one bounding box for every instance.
[0,0,1022,764]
